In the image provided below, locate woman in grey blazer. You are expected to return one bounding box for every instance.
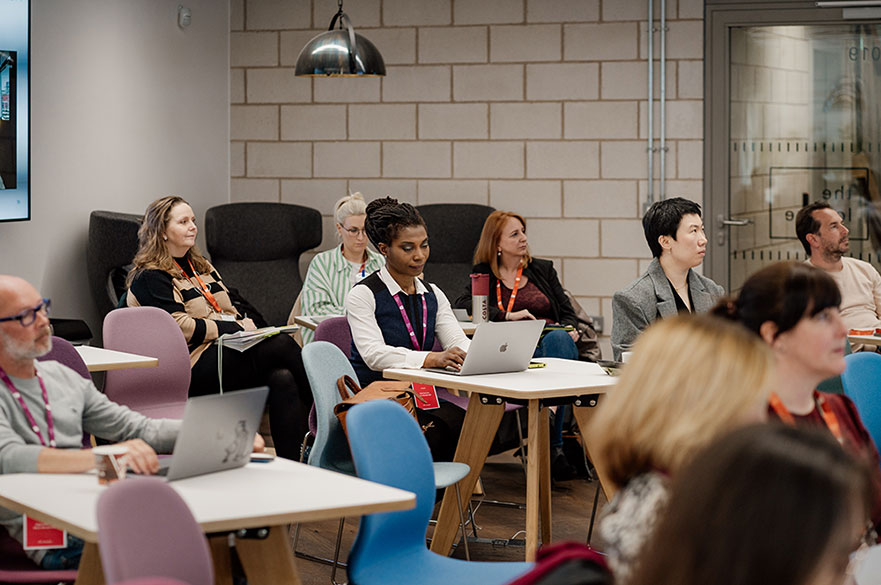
[611,198,724,360]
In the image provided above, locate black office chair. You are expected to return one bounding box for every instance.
[87,210,143,320]
[204,202,322,326]
[415,203,495,300]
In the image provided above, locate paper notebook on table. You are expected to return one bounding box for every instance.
[219,325,298,352]
[425,320,544,376]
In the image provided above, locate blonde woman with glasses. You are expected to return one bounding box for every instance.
[297,193,384,344]
[588,314,774,583]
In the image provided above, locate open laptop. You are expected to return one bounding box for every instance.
[426,320,544,376]
[137,386,269,481]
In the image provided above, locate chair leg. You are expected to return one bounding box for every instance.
[330,517,347,585]
[454,483,470,561]
[586,483,601,545]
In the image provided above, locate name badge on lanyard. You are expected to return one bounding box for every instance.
[393,292,439,409]
[23,516,67,550]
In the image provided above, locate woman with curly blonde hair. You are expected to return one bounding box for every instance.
[588,313,774,582]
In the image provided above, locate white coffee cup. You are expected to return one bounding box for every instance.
[93,445,129,485]
[621,351,634,363]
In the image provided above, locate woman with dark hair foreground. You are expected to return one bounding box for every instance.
[713,261,881,535]
[631,424,874,585]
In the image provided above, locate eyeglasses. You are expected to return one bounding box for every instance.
[0,298,51,327]
[341,226,367,237]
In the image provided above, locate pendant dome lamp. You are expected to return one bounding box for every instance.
[295,0,386,77]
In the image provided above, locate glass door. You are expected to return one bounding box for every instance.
[706,5,881,291]
[727,24,881,289]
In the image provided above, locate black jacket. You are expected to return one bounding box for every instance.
[455,258,578,328]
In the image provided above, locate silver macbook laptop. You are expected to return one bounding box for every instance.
[427,320,544,376]
[140,386,269,481]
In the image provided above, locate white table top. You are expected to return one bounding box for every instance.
[384,357,615,400]
[296,314,477,335]
[0,458,415,542]
[74,346,159,372]
[848,334,881,347]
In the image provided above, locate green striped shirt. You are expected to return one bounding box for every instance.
[300,245,385,344]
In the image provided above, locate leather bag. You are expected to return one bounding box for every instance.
[334,375,423,435]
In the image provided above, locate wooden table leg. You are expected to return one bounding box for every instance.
[539,406,552,547]
[572,399,615,501]
[235,527,302,585]
[429,392,505,556]
[525,399,541,562]
[75,542,105,585]
[209,535,234,585]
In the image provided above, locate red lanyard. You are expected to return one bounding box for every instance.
[770,392,844,444]
[175,258,223,314]
[392,292,428,351]
[497,266,524,313]
[0,367,56,448]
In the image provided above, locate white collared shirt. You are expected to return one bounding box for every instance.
[345,266,470,372]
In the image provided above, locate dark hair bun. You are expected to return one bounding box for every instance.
[710,297,739,320]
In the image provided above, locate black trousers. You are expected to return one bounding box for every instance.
[190,334,313,460]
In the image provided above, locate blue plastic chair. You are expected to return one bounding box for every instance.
[841,352,881,453]
[345,400,532,585]
[299,342,474,582]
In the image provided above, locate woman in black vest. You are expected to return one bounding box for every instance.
[345,197,470,460]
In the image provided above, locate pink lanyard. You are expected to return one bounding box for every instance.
[0,367,56,448]
[392,292,429,351]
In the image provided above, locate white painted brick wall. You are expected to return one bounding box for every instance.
[384,142,452,178]
[490,103,561,139]
[419,180,489,204]
[526,64,598,101]
[313,142,380,177]
[527,0,598,23]
[454,142,525,178]
[489,180,561,217]
[246,0,310,30]
[490,25,561,63]
[565,102,638,140]
[382,66,452,102]
[419,104,488,139]
[349,104,417,140]
[454,0,524,25]
[280,105,346,141]
[247,69,311,104]
[231,0,707,339]
[420,27,488,64]
[564,23,639,61]
[526,141,599,179]
[453,65,524,101]
[248,142,312,177]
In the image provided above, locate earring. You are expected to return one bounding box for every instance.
[497,249,501,256]
[163,235,168,241]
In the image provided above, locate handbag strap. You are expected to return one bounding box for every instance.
[336,375,362,401]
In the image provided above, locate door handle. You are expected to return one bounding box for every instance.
[717,215,753,228]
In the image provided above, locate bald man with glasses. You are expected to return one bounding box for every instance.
[0,275,181,569]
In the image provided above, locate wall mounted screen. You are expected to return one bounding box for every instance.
[0,0,28,222]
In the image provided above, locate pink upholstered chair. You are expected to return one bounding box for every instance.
[97,479,213,585]
[102,307,190,419]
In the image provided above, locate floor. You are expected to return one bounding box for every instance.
[288,448,609,584]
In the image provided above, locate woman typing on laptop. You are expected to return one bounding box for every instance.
[345,197,470,460]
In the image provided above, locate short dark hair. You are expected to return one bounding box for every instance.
[711,261,841,340]
[630,424,872,585]
[795,201,833,256]
[364,196,426,250]
[642,197,703,258]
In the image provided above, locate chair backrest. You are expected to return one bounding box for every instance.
[38,336,90,379]
[416,203,494,300]
[346,400,436,574]
[313,316,353,355]
[205,202,322,326]
[301,341,357,474]
[87,210,143,320]
[841,352,881,450]
[103,307,191,419]
[97,479,213,585]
